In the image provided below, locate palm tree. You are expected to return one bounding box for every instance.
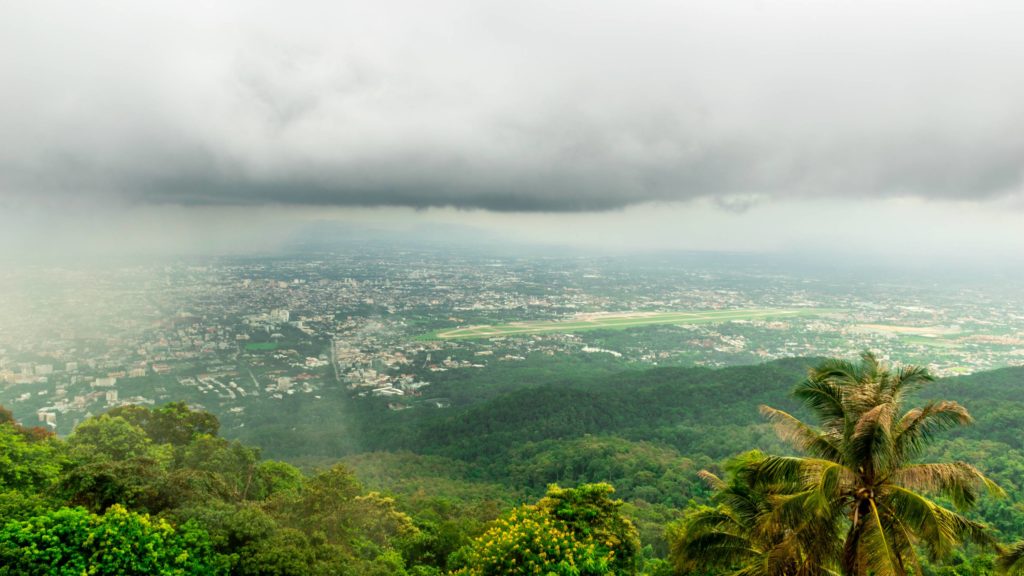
[670,450,841,576]
[752,351,1003,576]
[998,542,1024,574]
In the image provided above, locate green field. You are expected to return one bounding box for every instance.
[902,335,961,348]
[430,308,830,340]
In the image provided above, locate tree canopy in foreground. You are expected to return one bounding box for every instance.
[4,354,1024,575]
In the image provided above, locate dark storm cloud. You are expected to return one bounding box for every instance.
[2,0,1024,212]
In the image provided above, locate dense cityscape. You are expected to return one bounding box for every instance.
[3,249,1023,436]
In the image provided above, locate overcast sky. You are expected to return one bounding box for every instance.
[2,0,1023,259]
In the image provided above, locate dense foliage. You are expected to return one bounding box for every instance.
[452,483,639,576]
[3,356,1024,574]
[0,403,467,575]
[671,353,1004,576]
[0,505,224,575]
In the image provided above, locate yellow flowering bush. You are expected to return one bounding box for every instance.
[450,484,639,576]
[452,505,613,576]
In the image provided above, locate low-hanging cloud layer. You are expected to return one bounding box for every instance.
[3,0,1024,212]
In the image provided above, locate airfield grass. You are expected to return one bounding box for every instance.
[427,308,836,340]
[901,335,961,348]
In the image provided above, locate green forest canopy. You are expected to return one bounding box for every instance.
[3,355,1024,574]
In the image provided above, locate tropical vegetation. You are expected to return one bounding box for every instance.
[2,354,1024,574]
[671,352,1005,575]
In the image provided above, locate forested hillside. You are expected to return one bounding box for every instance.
[3,357,1024,574]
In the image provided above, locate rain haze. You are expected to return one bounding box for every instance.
[9,5,1024,572]
[1,0,1023,261]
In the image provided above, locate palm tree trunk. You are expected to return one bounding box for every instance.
[843,503,869,576]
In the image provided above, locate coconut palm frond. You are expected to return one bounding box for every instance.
[890,364,935,397]
[885,484,996,561]
[850,401,895,475]
[671,505,764,573]
[673,530,760,572]
[890,462,1004,509]
[863,497,903,576]
[997,541,1024,575]
[795,371,850,427]
[698,469,727,491]
[894,401,972,460]
[745,454,809,488]
[884,508,925,576]
[760,405,843,461]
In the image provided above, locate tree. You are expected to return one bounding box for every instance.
[66,415,164,462]
[107,402,220,446]
[669,451,840,576]
[0,504,226,575]
[59,406,293,512]
[451,483,639,576]
[0,418,65,494]
[452,505,612,576]
[744,352,1002,575]
[538,483,641,574]
[61,415,172,511]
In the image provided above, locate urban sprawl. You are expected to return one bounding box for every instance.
[2,251,1023,434]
